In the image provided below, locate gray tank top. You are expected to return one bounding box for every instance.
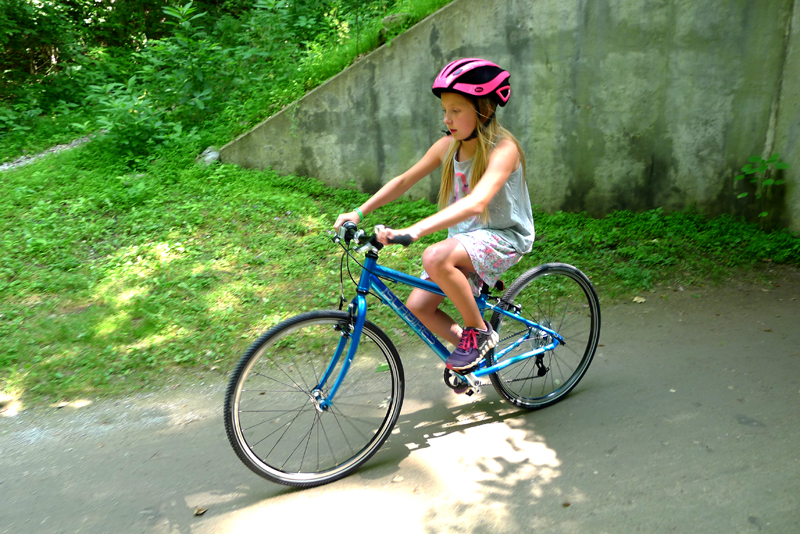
[448,154,535,253]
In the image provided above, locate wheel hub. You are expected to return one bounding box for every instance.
[310,389,328,412]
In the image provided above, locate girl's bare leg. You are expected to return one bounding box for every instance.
[420,239,485,331]
[406,288,462,346]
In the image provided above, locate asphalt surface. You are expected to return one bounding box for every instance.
[2,269,799,534]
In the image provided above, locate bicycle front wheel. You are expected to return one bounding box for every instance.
[224,310,404,488]
[489,263,601,409]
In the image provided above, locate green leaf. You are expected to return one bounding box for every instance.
[775,179,785,185]
[734,174,745,181]
[775,162,790,170]
[766,154,780,164]
[748,156,764,164]
[756,165,768,173]
[758,212,768,218]
[737,192,748,198]
[763,179,775,186]
[742,164,757,174]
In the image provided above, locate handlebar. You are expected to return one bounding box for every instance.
[334,222,413,250]
[388,234,414,246]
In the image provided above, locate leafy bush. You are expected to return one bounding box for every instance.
[85,77,184,163]
[2,0,457,164]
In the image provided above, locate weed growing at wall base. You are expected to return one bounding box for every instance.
[734,154,790,228]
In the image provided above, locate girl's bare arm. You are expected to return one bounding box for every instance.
[334,136,451,230]
[382,139,520,241]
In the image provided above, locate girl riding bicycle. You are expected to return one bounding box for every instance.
[334,58,534,373]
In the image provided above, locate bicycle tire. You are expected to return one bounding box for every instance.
[224,310,404,487]
[488,263,601,409]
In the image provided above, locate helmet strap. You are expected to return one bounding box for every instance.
[463,111,496,141]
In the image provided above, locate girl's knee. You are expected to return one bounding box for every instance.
[406,294,429,317]
[421,243,451,275]
[406,289,440,318]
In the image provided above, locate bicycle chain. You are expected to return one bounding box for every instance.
[492,327,551,383]
[498,329,527,344]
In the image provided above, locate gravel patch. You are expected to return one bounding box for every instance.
[0,134,96,173]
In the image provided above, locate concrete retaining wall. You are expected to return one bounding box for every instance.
[220,0,800,232]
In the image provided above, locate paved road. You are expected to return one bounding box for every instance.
[2,270,799,533]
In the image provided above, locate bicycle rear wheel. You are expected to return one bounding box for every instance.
[224,310,404,487]
[488,263,601,409]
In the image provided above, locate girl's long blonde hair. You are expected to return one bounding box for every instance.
[438,98,526,222]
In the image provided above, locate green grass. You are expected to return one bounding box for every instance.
[1,147,799,405]
[1,0,799,407]
[0,148,435,403]
[0,0,466,407]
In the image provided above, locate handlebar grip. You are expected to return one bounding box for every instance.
[388,234,414,247]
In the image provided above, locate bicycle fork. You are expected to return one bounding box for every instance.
[312,294,369,411]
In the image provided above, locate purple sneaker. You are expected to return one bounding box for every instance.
[446,321,499,371]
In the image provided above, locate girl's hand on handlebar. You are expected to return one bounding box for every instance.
[334,211,361,232]
[376,226,419,246]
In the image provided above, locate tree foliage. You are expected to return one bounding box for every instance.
[1,0,448,163]
[1,0,394,102]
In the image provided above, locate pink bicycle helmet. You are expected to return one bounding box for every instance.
[432,58,511,106]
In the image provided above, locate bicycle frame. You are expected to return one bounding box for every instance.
[318,252,564,408]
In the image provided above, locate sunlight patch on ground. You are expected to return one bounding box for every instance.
[131,324,192,351]
[90,277,140,338]
[407,419,561,511]
[152,241,186,264]
[41,345,82,365]
[258,311,292,328]
[17,294,45,306]
[49,399,93,409]
[89,245,160,338]
[204,282,248,314]
[94,309,131,338]
[186,412,561,534]
[98,240,188,283]
[186,486,428,534]
[117,287,147,304]
[0,392,22,417]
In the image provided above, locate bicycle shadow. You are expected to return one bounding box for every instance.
[186,379,597,534]
[355,391,548,480]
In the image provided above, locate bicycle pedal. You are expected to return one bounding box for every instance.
[445,362,480,373]
[452,386,479,396]
[444,368,474,394]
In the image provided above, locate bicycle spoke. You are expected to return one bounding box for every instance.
[489,264,600,409]
[224,310,404,487]
[281,414,318,471]
[248,372,307,394]
[240,408,307,432]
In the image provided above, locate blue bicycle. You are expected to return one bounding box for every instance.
[224,222,601,487]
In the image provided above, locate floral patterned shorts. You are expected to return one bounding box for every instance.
[422,230,523,296]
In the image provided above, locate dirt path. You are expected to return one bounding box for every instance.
[0,135,95,173]
[2,269,799,533]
